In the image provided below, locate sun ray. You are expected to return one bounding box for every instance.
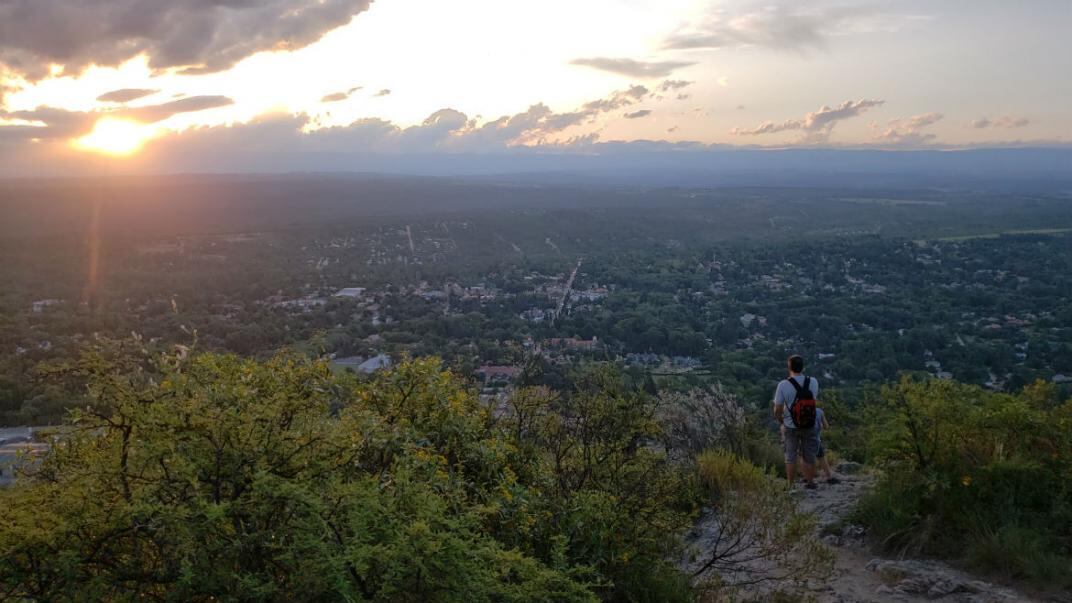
[74,118,155,156]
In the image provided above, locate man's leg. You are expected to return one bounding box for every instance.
[800,428,819,487]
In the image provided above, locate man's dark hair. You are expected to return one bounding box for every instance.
[788,355,805,373]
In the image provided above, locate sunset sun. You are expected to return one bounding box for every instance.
[75,118,154,156]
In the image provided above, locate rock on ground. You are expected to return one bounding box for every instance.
[686,462,1046,602]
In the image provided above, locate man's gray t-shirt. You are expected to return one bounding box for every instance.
[774,375,819,429]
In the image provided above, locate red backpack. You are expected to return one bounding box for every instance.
[787,376,817,429]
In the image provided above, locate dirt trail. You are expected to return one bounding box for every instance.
[687,463,1048,602]
[786,465,1042,603]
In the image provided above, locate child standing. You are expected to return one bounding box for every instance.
[815,407,840,484]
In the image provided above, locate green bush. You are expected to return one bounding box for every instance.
[692,451,830,594]
[0,346,697,602]
[855,377,1072,591]
[966,525,1072,590]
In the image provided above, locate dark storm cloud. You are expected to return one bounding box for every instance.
[0,0,374,79]
[96,88,159,103]
[570,57,695,79]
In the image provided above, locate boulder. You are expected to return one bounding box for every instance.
[865,559,1033,601]
[843,524,867,539]
[835,461,863,474]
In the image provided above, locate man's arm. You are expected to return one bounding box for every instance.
[821,414,829,430]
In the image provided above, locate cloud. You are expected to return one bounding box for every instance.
[972,115,1030,129]
[664,5,929,52]
[3,107,1069,179]
[97,88,159,103]
[0,106,96,140]
[450,85,657,149]
[320,86,362,102]
[570,57,696,79]
[0,0,373,80]
[731,99,884,143]
[582,85,649,112]
[665,6,829,51]
[307,84,658,149]
[0,95,234,142]
[374,89,391,97]
[658,80,692,92]
[122,95,234,123]
[874,112,943,146]
[0,83,664,155]
[624,110,652,119]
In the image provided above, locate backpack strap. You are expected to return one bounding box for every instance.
[788,376,807,396]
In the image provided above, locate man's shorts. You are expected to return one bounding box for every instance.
[783,427,819,465]
[816,442,825,458]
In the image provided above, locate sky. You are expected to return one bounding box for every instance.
[0,0,1070,175]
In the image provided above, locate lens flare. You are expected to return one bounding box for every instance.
[75,118,154,156]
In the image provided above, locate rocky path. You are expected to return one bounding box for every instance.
[789,463,1045,603]
[683,462,1051,602]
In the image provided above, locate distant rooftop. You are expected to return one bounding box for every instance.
[334,287,366,298]
[358,354,391,373]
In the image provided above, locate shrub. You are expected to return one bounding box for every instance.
[855,377,1072,591]
[691,451,831,594]
[966,525,1072,590]
[657,385,781,471]
[0,346,698,602]
[502,366,701,603]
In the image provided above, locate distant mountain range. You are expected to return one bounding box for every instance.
[6,145,1072,192]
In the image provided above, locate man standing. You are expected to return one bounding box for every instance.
[773,355,820,489]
